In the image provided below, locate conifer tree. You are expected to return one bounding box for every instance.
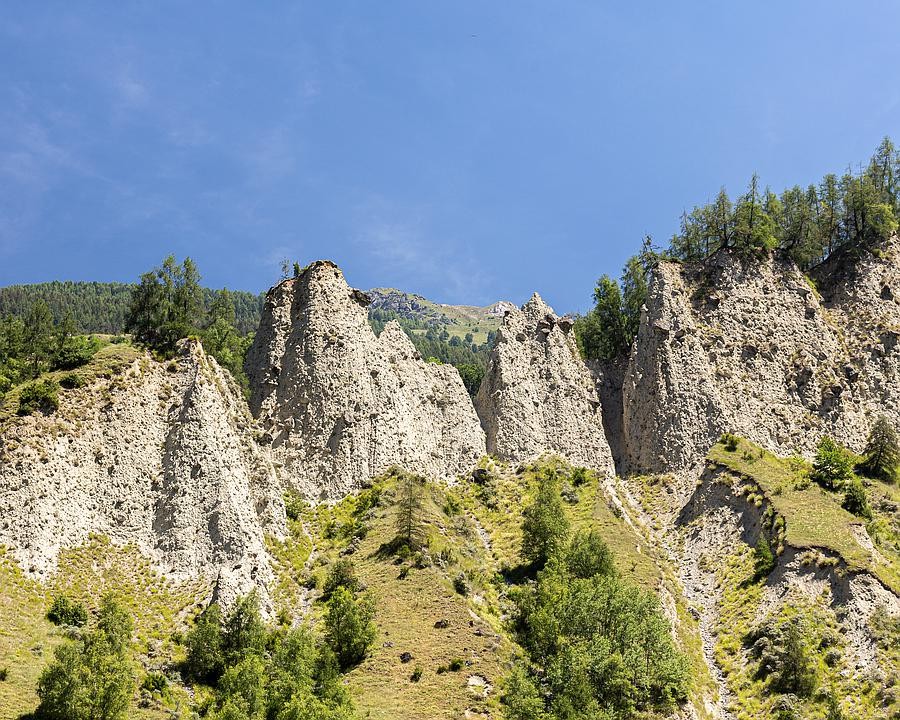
[858,415,900,483]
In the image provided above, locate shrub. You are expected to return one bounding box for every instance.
[456,363,485,397]
[453,572,470,596]
[410,665,423,682]
[753,537,777,581]
[842,477,872,519]
[750,616,817,697]
[36,596,135,720]
[284,492,306,521]
[18,379,60,415]
[564,529,616,580]
[59,373,86,389]
[570,467,590,487]
[857,415,900,483]
[448,658,464,671]
[811,437,855,490]
[52,336,100,370]
[511,560,688,717]
[323,558,359,598]
[721,433,740,452]
[141,671,168,694]
[324,587,376,670]
[0,667,7,681]
[47,595,88,627]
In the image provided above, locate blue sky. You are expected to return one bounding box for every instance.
[1,3,899,312]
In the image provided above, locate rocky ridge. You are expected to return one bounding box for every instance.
[0,340,285,608]
[245,261,486,500]
[622,238,900,476]
[475,293,615,474]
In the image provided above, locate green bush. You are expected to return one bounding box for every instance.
[749,616,817,697]
[141,671,168,695]
[47,595,88,627]
[59,373,86,389]
[509,553,689,719]
[453,572,470,596]
[0,667,7,681]
[456,363,485,397]
[448,658,464,672]
[564,529,615,580]
[323,558,359,599]
[324,587,376,670]
[52,335,100,370]
[36,596,135,720]
[721,433,740,452]
[570,466,590,487]
[842,477,872,519]
[185,596,356,720]
[811,436,855,490]
[410,665,423,682]
[753,537,777,581]
[18,379,60,415]
[283,491,306,521]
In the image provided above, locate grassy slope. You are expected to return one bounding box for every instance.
[264,457,713,720]
[369,288,502,345]
[0,342,143,428]
[708,436,900,593]
[705,436,900,720]
[0,539,203,720]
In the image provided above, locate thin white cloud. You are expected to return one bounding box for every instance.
[352,195,493,303]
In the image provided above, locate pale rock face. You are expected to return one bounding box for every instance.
[623,237,900,474]
[245,261,485,499]
[0,340,285,608]
[474,293,614,473]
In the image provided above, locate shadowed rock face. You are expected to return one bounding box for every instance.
[245,260,485,499]
[474,293,615,474]
[0,340,284,609]
[623,235,900,475]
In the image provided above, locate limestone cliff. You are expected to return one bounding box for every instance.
[474,293,614,473]
[244,261,485,499]
[622,236,900,475]
[0,340,285,607]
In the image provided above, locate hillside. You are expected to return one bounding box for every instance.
[367,287,513,346]
[0,281,264,336]
[0,252,898,720]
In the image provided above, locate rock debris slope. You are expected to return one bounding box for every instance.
[474,293,614,473]
[0,340,285,607]
[245,261,485,499]
[623,239,900,475]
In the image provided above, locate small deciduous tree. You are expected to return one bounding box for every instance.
[324,587,376,670]
[35,596,135,720]
[521,471,570,568]
[811,436,855,490]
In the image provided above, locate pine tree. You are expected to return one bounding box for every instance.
[394,472,426,550]
[858,416,900,483]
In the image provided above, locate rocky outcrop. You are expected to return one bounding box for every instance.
[623,239,900,474]
[0,340,285,608]
[245,261,485,499]
[474,294,614,473]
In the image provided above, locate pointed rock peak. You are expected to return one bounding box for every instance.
[521,292,556,325]
[377,320,419,357]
